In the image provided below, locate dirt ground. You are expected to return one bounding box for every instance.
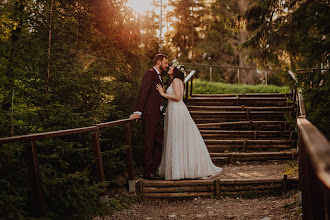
[93,161,300,220]
[102,191,301,220]
[214,160,298,180]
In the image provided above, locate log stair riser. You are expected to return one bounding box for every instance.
[191,93,290,98]
[211,151,298,162]
[201,130,294,140]
[138,176,298,198]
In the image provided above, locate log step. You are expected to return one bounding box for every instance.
[191,111,286,123]
[189,97,288,101]
[206,139,293,145]
[210,151,297,162]
[188,97,289,107]
[197,121,287,131]
[201,130,294,140]
[138,176,298,198]
[191,93,290,97]
[190,111,286,116]
[189,102,287,107]
[188,105,293,112]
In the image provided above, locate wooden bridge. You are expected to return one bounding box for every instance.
[0,70,329,219]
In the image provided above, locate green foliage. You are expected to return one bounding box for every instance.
[303,83,330,139]
[0,0,148,219]
[238,0,330,69]
[283,160,298,176]
[193,80,289,94]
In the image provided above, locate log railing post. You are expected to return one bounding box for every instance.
[91,129,108,203]
[91,129,105,182]
[210,66,213,82]
[190,75,193,97]
[125,122,135,192]
[185,81,189,103]
[26,140,47,217]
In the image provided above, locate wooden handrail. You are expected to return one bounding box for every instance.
[184,70,196,83]
[0,117,136,217]
[184,70,196,103]
[294,73,330,218]
[297,89,306,117]
[297,117,330,188]
[0,118,135,144]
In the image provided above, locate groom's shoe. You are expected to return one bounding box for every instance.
[143,174,162,180]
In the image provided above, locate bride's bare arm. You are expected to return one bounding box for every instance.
[156,78,182,102]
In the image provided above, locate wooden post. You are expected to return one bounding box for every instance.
[190,75,193,97]
[249,120,253,131]
[185,81,189,103]
[215,178,220,197]
[237,68,240,84]
[265,70,268,85]
[298,129,303,207]
[210,66,213,82]
[246,110,250,120]
[91,130,105,182]
[283,175,288,191]
[125,122,135,192]
[26,141,47,217]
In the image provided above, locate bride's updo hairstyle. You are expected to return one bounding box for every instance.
[169,59,186,86]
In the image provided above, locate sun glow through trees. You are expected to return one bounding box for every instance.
[126,0,155,14]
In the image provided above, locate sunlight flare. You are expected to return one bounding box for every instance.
[127,0,154,14]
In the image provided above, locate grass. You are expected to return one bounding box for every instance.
[192,80,290,94]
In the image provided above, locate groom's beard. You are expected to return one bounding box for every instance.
[160,65,166,72]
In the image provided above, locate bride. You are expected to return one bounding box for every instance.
[156,60,222,180]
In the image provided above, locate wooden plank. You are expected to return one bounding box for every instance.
[142,192,214,198]
[189,97,287,101]
[191,93,289,97]
[205,140,292,145]
[188,105,291,111]
[297,117,330,188]
[141,179,214,187]
[210,151,298,161]
[221,190,276,196]
[220,178,286,185]
[97,118,135,129]
[143,185,214,193]
[0,118,135,145]
[0,126,97,144]
[220,184,282,191]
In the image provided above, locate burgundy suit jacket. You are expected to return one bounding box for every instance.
[135,68,163,117]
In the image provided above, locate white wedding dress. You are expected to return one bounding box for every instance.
[159,80,222,180]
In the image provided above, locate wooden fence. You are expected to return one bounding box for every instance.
[292,70,330,219]
[0,118,135,218]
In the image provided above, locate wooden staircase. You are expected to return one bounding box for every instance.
[137,93,298,197]
[191,93,297,163]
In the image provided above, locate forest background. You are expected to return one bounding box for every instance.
[0,0,329,219]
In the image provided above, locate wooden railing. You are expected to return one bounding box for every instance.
[291,71,330,219]
[0,118,136,218]
[184,70,196,102]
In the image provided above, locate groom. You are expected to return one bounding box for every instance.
[130,53,169,180]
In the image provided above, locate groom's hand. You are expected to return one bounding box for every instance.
[130,113,141,122]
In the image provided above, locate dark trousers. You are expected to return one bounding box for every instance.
[142,115,163,175]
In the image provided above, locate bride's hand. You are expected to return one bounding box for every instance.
[156,84,165,96]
